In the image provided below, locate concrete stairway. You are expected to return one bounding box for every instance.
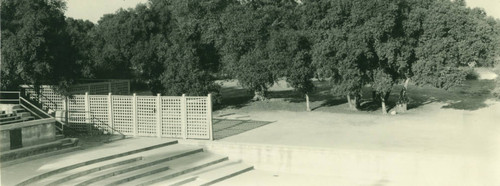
[0,105,35,125]
[18,140,253,186]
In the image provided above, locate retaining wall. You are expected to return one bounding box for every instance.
[181,140,499,186]
[0,118,56,151]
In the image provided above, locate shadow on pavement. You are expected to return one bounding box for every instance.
[213,119,273,140]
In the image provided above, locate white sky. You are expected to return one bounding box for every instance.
[64,0,500,23]
[64,0,148,23]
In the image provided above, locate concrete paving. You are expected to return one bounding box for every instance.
[1,100,498,185]
[207,100,500,186]
[0,138,177,186]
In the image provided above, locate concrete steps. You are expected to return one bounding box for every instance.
[15,139,253,186]
[58,146,204,186]
[0,104,35,125]
[182,162,253,186]
[94,153,228,186]
[124,154,229,186]
[152,161,254,186]
[17,140,178,186]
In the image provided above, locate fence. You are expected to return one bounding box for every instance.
[64,93,213,140]
[20,80,130,110]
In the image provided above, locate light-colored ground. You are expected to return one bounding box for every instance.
[215,169,356,186]
[1,68,498,186]
[218,101,500,156]
[212,101,500,185]
[0,138,176,186]
[210,67,500,185]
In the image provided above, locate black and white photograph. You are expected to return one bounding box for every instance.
[1,0,499,185]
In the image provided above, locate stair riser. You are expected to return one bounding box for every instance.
[137,157,229,186]
[46,157,144,186]
[76,166,171,186]
[74,149,204,185]
[107,166,172,186]
[17,141,178,186]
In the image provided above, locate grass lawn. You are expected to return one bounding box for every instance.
[214,77,497,116]
[129,67,498,116]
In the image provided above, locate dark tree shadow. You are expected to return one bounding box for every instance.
[358,101,380,111]
[312,98,347,111]
[215,87,253,110]
[405,80,495,111]
[216,79,495,112]
[212,119,273,140]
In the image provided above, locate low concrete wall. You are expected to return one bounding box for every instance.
[0,118,56,151]
[0,130,10,151]
[180,140,499,186]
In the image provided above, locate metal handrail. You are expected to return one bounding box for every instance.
[19,97,65,131]
[20,85,59,111]
[65,110,125,137]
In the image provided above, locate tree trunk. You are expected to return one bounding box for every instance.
[384,91,391,102]
[305,93,311,111]
[398,78,410,112]
[347,94,358,110]
[404,78,410,89]
[381,92,390,114]
[381,96,387,114]
[402,78,410,111]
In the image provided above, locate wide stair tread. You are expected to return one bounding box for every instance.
[102,152,228,185]
[16,140,178,186]
[89,152,227,186]
[36,144,202,186]
[157,161,253,186]
[55,145,203,186]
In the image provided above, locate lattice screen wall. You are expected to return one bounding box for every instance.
[68,86,89,95]
[21,80,130,112]
[136,96,157,137]
[112,96,134,135]
[186,97,210,139]
[66,94,213,140]
[88,95,110,132]
[23,85,64,110]
[161,97,182,138]
[68,80,130,95]
[67,95,87,132]
[110,81,130,95]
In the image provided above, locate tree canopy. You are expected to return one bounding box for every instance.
[2,0,499,113]
[1,0,77,91]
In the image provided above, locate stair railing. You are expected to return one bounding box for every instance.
[19,97,65,132]
[65,110,125,138]
[20,85,59,112]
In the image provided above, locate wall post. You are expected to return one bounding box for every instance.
[156,93,162,138]
[207,94,213,140]
[132,93,138,137]
[181,94,187,139]
[84,92,91,131]
[108,93,114,134]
